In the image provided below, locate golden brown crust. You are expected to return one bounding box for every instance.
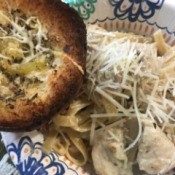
[0,0,86,131]
[3,0,87,69]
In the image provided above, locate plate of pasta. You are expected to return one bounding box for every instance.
[2,0,175,175]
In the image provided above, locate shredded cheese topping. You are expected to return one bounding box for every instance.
[42,24,175,175]
[0,9,64,107]
[85,25,175,150]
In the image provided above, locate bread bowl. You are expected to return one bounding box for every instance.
[0,0,86,131]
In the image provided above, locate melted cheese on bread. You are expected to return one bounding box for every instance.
[0,9,64,108]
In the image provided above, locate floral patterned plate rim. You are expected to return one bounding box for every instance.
[1,131,90,175]
[2,0,175,175]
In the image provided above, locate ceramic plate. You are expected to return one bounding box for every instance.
[2,0,175,174]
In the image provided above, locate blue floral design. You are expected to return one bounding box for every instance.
[109,0,165,22]
[64,0,97,20]
[17,154,65,175]
[7,136,40,164]
[7,136,77,175]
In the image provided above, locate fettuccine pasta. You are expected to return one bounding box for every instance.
[42,25,175,175]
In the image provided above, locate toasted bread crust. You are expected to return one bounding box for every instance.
[0,0,86,131]
[3,0,87,70]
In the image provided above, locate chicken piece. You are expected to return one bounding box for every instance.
[92,128,133,175]
[137,124,175,174]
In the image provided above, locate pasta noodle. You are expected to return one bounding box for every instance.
[41,25,175,175]
[42,98,91,166]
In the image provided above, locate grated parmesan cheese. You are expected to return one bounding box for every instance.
[0,8,65,101]
[86,24,175,153]
[43,24,175,175]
